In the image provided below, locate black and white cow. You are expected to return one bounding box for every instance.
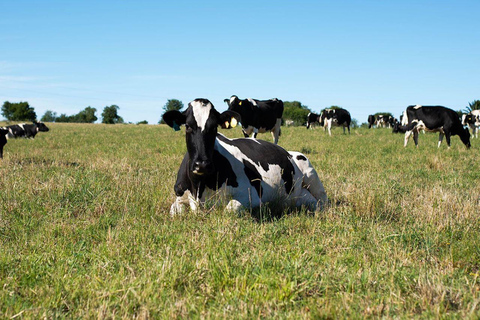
[462,110,480,139]
[319,108,351,136]
[0,128,8,158]
[367,115,375,128]
[4,121,49,139]
[393,105,470,148]
[223,95,284,144]
[375,115,395,128]
[163,98,327,215]
[306,112,321,129]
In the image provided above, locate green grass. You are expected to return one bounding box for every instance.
[1,122,479,318]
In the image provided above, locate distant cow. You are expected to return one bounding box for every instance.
[163,98,327,215]
[224,95,284,144]
[306,112,321,129]
[0,128,8,158]
[462,110,480,138]
[319,108,351,136]
[393,105,470,148]
[367,115,375,128]
[375,115,396,128]
[4,121,49,139]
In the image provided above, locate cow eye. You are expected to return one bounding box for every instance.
[185,125,193,133]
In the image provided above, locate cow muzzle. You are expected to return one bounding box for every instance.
[192,160,213,176]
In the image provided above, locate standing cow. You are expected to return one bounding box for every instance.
[462,110,480,138]
[306,112,321,129]
[319,108,351,136]
[163,98,327,215]
[393,105,470,148]
[223,95,283,144]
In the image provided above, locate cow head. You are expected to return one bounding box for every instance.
[223,95,241,111]
[163,99,241,176]
[459,127,471,149]
[33,121,49,132]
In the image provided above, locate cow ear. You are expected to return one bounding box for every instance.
[163,110,186,131]
[219,111,241,129]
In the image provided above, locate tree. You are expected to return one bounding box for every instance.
[465,100,480,112]
[75,106,97,123]
[102,105,124,124]
[282,101,311,126]
[2,101,36,121]
[374,112,394,117]
[159,99,184,124]
[137,120,148,125]
[41,110,57,122]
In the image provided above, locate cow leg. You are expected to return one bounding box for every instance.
[413,131,419,147]
[169,190,201,215]
[438,132,444,148]
[242,126,254,138]
[445,132,452,148]
[252,128,259,139]
[404,131,413,147]
[271,119,281,144]
[347,125,350,134]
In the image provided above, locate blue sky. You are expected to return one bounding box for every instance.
[1,0,479,124]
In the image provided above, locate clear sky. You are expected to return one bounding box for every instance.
[1,0,479,124]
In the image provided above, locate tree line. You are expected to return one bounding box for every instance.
[3,99,480,126]
[1,102,124,124]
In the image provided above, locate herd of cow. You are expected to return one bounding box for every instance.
[1,96,479,216]
[163,96,479,215]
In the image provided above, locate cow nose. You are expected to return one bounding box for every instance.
[193,160,211,175]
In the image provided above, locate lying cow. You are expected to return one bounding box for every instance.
[4,121,50,139]
[224,95,283,144]
[306,112,321,129]
[163,98,327,215]
[0,128,8,158]
[393,105,470,148]
[319,108,351,136]
[462,110,480,139]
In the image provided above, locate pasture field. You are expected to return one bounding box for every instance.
[1,122,479,319]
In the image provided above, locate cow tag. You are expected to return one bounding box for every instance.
[230,117,238,128]
[224,121,230,129]
[239,101,242,106]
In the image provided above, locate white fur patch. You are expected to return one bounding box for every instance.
[191,100,212,132]
[413,105,422,109]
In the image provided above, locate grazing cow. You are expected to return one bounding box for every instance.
[319,108,351,136]
[0,128,8,158]
[306,112,321,129]
[163,98,327,215]
[393,105,470,148]
[4,121,49,139]
[367,115,375,128]
[462,110,480,138]
[223,95,283,144]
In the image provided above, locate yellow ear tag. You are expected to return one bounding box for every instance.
[224,121,230,128]
[230,117,238,128]
[238,101,242,106]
